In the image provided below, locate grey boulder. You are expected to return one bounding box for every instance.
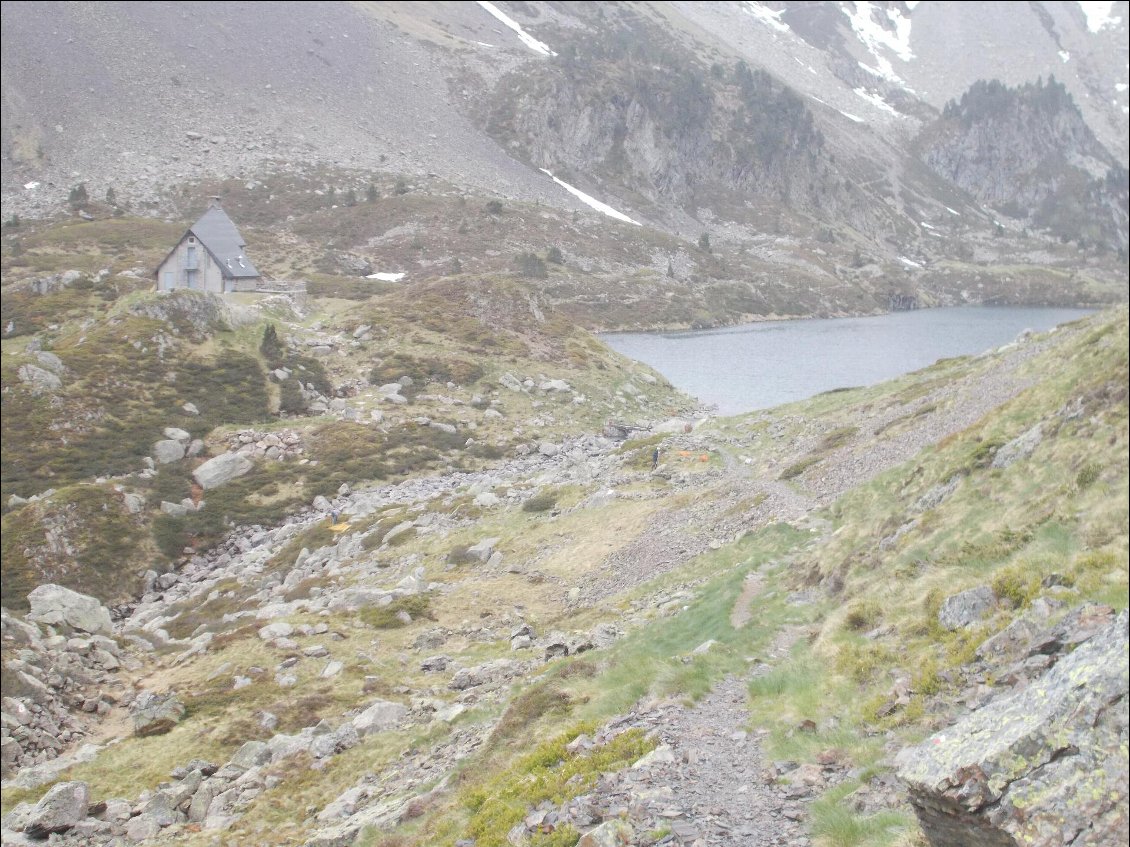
[26,584,113,635]
[23,781,90,837]
[192,452,253,489]
[937,586,996,631]
[130,691,185,737]
[153,439,187,464]
[351,700,408,736]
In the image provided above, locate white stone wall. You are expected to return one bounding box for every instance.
[155,237,225,293]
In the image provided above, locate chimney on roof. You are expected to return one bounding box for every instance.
[209,196,222,209]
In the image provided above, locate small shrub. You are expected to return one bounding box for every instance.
[515,253,548,279]
[530,826,580,847]
[546,246,564,264]
[779,455,821,480]
[369,353,483,389]
[555,659,598,680]
[485,200,503,215]
[491,685,574,742]
[818,426,858,451]
[843,599,881,631]
[966,437,1005,471]
[912,656,944,696]
[152,513,189,559]
[1076,463,1101,489]
[991,565,1039,608]
[446,544,477,565]
[522,490,558,513]
[461,726,654,847]
[278,377,306,414]
[836,641,895,684]
[260,323,285,364]
[357,595,433,629]
[68,183,89,210]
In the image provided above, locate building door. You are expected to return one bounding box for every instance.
[185,246,198,289]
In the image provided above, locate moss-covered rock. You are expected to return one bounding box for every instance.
[896,608,1129,847]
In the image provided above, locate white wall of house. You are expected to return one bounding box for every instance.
[155,236,226,293]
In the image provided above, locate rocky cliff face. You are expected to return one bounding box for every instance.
[918,78,1129,251]
[485,14,834,213]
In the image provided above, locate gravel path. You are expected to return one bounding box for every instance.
[589,677,815,847]
[800,334,1051,501]
[568,607,822,847]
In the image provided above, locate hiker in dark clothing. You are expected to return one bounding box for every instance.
[651,447,660,470]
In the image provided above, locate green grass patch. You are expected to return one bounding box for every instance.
[459,726,655,847]
[809,782,913,847]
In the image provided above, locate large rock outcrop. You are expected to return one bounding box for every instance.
[896,610,1129,847]
[26,584,114,635]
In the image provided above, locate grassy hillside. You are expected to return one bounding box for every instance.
[4,307,1123,847]
[1,225,690,608]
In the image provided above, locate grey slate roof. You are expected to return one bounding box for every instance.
[188,207,260,279]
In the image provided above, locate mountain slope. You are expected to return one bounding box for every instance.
[919,77,1129,251]
[0,2,1127,329]
[1,306,1124,846]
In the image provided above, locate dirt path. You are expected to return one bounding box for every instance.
[571,610,818,847]
[616,677,813,847]
[730,571,763,629]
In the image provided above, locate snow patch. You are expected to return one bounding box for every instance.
[853,87,899,115]
[920,222,936,230]
[812,95,865,123]
[842,1,914,86]
[1059,50,1071,62]
[24,181,40,191]
[945,206,961,216]
[539,169,641,226]
[899,257,923,268]
[1116,83,1128,92]
[366,272,406,282]
[476,1,556,56]
[744,2,790,33]
[1077,1,1119,32]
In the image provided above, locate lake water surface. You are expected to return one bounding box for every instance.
[601,307,1095,416]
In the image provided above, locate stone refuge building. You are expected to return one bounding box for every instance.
[154,198,261,293]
